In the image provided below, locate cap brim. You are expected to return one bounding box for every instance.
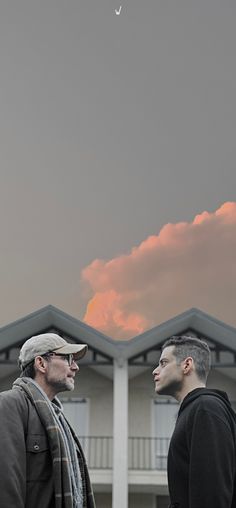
[53,344,88,360]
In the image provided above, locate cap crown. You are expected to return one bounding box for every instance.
[19,333,87,368]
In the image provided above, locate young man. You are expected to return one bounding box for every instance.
[153,335,236,508]
[0,332,96,508]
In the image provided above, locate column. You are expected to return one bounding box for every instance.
[112,357,128,508]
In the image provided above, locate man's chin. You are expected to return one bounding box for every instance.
[67,380,75,391]
[62,378,75,392]
[155,384,168,396]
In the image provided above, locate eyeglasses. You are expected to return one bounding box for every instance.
[44,352,77,366]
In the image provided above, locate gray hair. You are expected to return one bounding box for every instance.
[20,361,36,379]
[162,335,211,382]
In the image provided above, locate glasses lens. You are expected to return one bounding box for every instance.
[44,352,76,366]
[58,353,72,365]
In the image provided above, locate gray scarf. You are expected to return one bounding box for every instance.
[52,398,83,507]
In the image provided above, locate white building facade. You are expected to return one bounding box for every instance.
[0,305,236,508]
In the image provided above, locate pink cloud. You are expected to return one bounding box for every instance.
[82,202,236,339]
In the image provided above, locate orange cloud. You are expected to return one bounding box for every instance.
[83,289,150,338]
[82,202,236,339]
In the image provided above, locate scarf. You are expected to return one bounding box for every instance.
[13,377,96,508]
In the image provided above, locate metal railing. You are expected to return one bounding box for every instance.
[79,437,170,470]
[129,437,170,470]
[80,436,113,469]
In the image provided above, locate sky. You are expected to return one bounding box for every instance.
[0,1,236,339]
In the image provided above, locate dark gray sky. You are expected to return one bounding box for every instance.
[1,1,236,330]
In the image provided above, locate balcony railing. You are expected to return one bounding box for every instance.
[80,436,113,469]
[129,437,170,470]
[79,437,170,470]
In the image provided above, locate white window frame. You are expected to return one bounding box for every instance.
[151,398,178,469]
[60,397,90,456]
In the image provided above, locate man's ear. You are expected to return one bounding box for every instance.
[182,356,193,375]
[34,356,47,373]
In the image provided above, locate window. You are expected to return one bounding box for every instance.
[152,399,178,469]
[60,397,89,454]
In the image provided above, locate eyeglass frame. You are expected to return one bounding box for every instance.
[43,351,78,367]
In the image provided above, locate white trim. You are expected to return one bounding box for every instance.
[113,358,128,508]
[2,305,236,361]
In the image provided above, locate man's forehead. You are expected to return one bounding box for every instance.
[160,345,175,359]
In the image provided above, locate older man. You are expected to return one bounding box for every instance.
[0,332,96,508]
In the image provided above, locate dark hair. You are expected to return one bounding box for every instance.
[162,335,211,382]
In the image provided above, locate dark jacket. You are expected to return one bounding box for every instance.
[0,385,94,508]
[168,388,236,508]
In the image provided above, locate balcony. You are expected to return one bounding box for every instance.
[79,437,170,470]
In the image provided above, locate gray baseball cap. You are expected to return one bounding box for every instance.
[18,332,88,369]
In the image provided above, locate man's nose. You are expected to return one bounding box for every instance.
[71,362,79,371]
[152,366,159,376]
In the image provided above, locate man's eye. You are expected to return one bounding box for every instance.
[160,360,168,367]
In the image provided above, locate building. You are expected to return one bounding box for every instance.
[0,305,236,508]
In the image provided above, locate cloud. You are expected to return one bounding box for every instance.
[82,202,236,339]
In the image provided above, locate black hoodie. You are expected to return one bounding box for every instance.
[168,388,236,508]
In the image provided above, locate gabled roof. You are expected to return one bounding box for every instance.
[123,307,236,360]
[0,305,118,359]
[0,306,236,362]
